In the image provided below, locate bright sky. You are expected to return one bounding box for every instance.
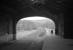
[21,16,47,20]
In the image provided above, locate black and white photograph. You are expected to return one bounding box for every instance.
[0,0,72,50]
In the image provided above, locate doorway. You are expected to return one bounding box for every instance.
[16,16,55,42]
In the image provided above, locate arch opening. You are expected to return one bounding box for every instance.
[16,16,55,42]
